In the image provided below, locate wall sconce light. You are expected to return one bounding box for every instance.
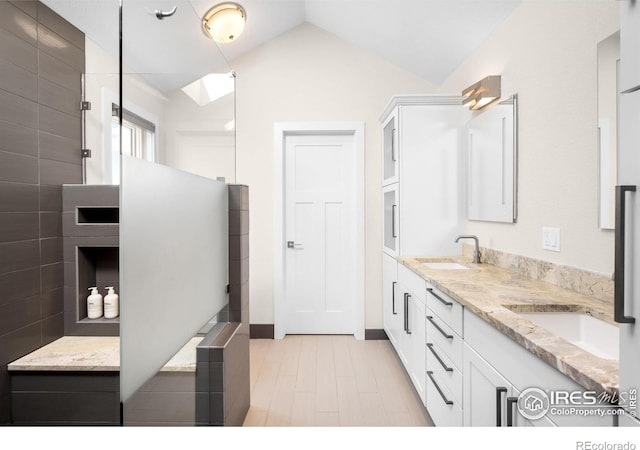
[202,2,246,43]
[462,75,501,110]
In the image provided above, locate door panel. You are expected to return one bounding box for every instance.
[618,90,640,396]
[284,134,356,334]
[382,184,399,256]
[382,109,399,185]
[463,343,511,427]
[382,254,399,346]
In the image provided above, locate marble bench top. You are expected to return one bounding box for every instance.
[399,256,618,396]
[7,336,203,373]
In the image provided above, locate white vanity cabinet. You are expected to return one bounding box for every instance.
[380,96,468,258]
[620,0,640,93]
[383,260,426,403]
[463,342,515,427]
[463,309,614,427]
[382,253,401,349]
[380,96,468,407]
[424,284,464,426]
[396,264,426,403]
[463,343,555,427]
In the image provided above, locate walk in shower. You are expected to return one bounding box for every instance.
[2,0,241,425]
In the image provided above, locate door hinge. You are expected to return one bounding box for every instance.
[81,149,92,158]
[80,101,92,111]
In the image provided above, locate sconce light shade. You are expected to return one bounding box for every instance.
[202,3,246,43]
[462,75,501,110]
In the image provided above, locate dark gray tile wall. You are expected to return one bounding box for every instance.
[124,372,197,426]
[228,185,249,331]
[11,372,120,425]
[61,185,119,336]
[0,1,84,424]
[194,186,250,426]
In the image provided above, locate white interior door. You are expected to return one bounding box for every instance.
[283,133,357,334]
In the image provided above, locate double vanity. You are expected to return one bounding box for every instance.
[384,251,618,427]
[380,94,619,427]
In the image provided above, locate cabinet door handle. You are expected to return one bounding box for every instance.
[392,281,397,315]
[426,315,453,340]
[427,343,453,372]
[391,128,397,162]
[506,396,518,427]
[406,293,412,335]
[427,287,453,307]
[427,371,453,406]
[615,185,636,324]
[391,204,398,238]
[403,293,408,332]
[496,387,507,427]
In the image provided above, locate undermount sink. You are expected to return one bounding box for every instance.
[519,312,619,360]
[422,262,469,270]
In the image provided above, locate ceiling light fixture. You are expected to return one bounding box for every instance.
[202,2,246,43]
[462,75,501,110]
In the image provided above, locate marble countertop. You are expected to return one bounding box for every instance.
[7,336,203,373]
[399,256,618,395]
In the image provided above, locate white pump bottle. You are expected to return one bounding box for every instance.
[87,287,103,319]
[104,286,119,319]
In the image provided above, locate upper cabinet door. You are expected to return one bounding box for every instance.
[620,0,640,93]
[382,183,400,257]
[382,108,399,186]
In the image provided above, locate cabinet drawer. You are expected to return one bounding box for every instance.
[398,263,426,304]
[426,283,462,336]
[426,369,463,427]
[426,341,463,405]
[426,310,463,371]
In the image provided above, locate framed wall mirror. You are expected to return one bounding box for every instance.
[466,94,518,223]
[597,31,619,230]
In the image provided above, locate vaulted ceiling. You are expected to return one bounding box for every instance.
[43,0,521,92]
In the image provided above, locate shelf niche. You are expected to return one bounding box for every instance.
[63,184,120,336]
[77,246,120,323]
[77,207,120,224]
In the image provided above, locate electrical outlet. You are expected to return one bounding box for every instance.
[542,227,561,252]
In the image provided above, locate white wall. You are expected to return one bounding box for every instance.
[163,89,236,183]
[438,1,619,276]
[232,23,436,328]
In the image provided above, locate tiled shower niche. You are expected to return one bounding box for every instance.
[63,185,119,336]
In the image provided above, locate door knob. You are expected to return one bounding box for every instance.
[287,241,303,249]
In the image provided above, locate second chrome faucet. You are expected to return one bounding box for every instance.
[455,235,481,264]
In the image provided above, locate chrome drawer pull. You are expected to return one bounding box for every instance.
[427,343,453,372]
[427,287,453,307]
[427,315,453,340]
[427,371,453,406]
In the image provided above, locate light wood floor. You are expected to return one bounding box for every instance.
[243,335,434,427]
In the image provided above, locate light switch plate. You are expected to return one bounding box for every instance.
[542,227,561,252]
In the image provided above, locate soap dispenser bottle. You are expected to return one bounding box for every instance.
[104,286,119,319]
[87,287,103,319]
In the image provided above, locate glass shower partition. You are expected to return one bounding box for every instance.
[119,0,235,425]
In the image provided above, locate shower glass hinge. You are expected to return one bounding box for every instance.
[80,101,92,111]
[81,149,92,158]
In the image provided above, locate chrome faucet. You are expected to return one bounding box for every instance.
[455,235,481,264]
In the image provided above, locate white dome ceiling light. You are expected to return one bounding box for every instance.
[202,3,246,43]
